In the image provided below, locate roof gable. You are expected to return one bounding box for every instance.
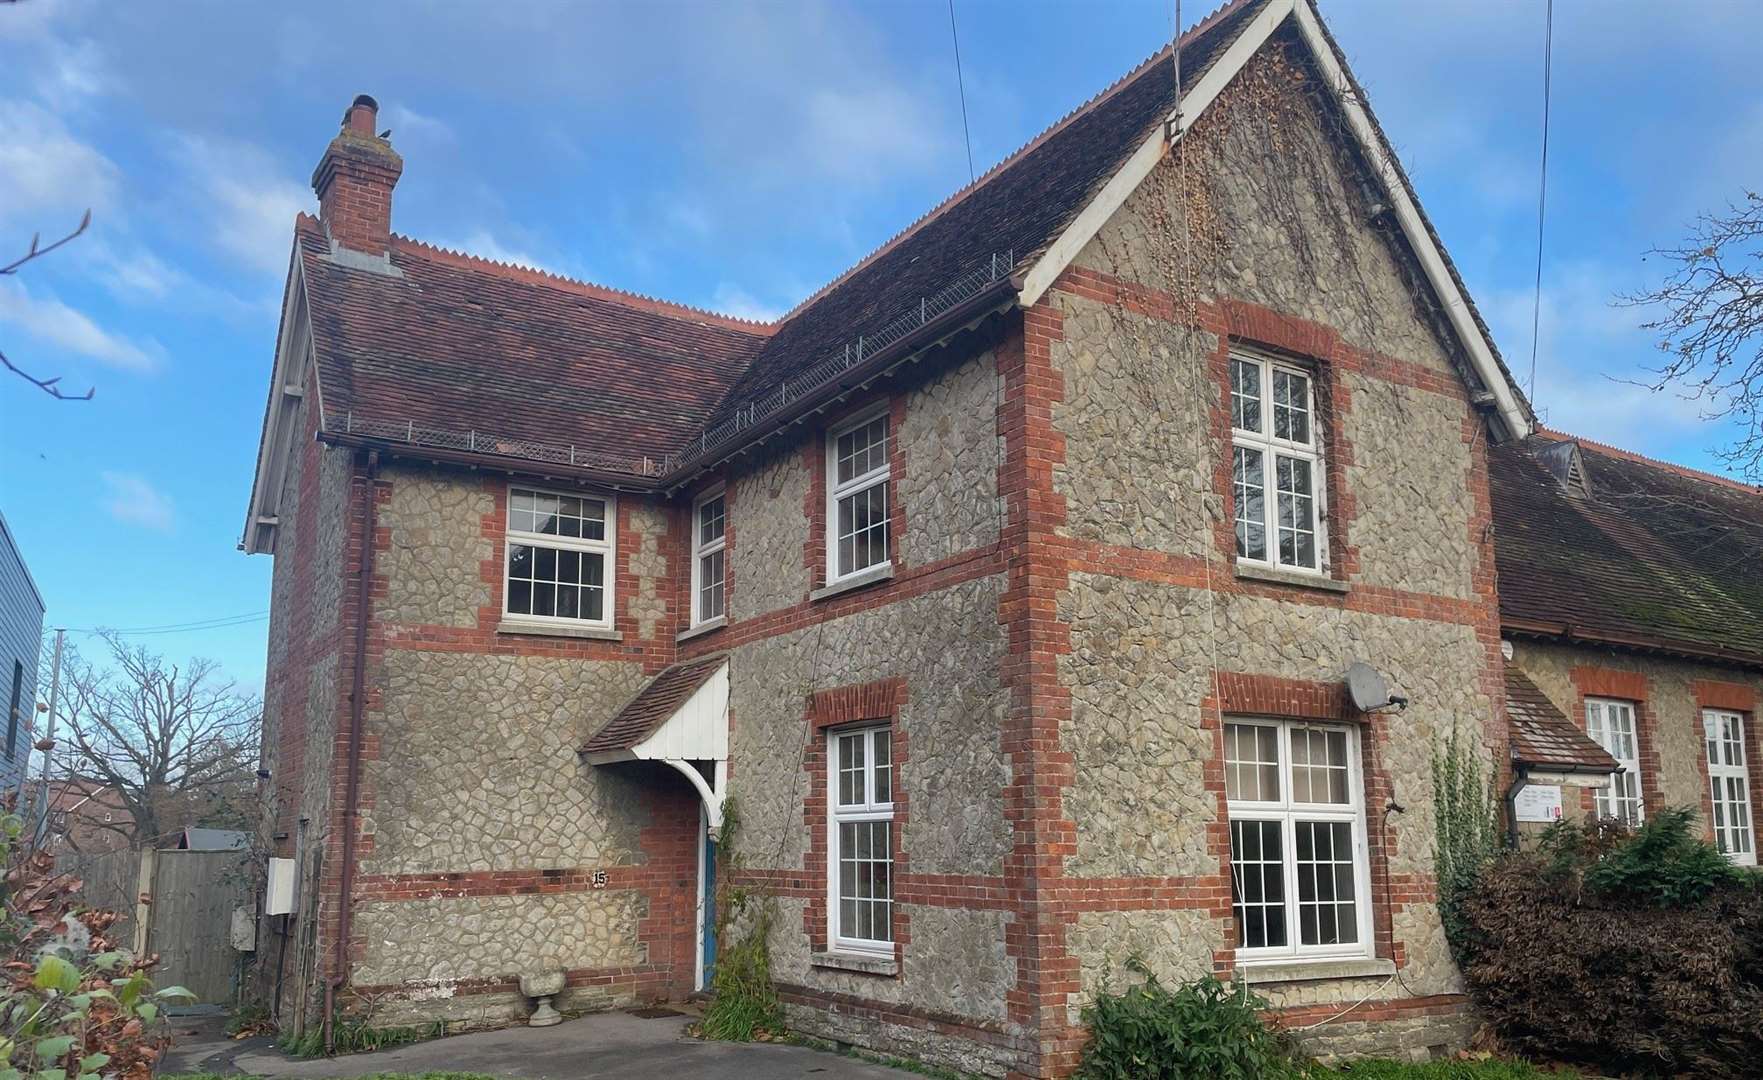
[255,0,1529,501]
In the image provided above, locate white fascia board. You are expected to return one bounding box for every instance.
[1288,0,1530,438]
[243,258,312,555]
[1017,0,1296,308]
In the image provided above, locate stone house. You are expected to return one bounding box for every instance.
[1494,432,1762,862]
[240,0,1680,1073]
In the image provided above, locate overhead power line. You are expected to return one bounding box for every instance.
[1527,0,1555,402]
[948,0,975,184]
[60,610,270,636]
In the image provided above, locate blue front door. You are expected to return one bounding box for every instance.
[701,826,717,989]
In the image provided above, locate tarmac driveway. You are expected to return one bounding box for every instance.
[163,1010,917,1080]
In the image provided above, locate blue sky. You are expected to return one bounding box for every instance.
[1,0,1757,690]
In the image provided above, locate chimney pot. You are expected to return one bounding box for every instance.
[313,94,402,257]
[344,94,379,135]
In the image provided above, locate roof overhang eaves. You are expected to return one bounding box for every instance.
[659,281,1017,493]
[1289,0,1530,439]
[1017,0,1531,442]
[1017,0,1292,309]
[241,247,315,555]
[1503,617,1763,672]
[316,431,666,494]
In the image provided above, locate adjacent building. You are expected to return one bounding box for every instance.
[1494,433,1761,861]
[0,510,44,798]
[239,0,1752,1074]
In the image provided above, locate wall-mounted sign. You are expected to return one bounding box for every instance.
[1515,784,1563,823]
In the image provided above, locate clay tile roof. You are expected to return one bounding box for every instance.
[297,217,769,469]
[703,0,1263,433]
[581,654,727,755]
[1505,666,1620,773]
[1491,432,1763,666]
[294,1,1267,473]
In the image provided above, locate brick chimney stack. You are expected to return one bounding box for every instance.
[311,94,403,257]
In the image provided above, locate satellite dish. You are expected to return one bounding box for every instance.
[1345,662,1390,712]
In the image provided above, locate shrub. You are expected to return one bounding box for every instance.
[0,800,192,1080]
[1459,809,1763,1075]
[696,801,785,1043]
[1431,726,1499,952]
[1075,963,1299,1080]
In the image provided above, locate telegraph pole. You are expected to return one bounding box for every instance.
[32,629,64,847]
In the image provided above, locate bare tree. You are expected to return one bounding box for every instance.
[54,633,261,849]
[1624,191,1763,477]
[3,212,96,401]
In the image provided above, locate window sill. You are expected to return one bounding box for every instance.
[1235,562,1349,594]
[1237,956,1393,985]
[676,617,727,643]
[811,950,898,977]
[810,562,895,602]
[496,620,623,642]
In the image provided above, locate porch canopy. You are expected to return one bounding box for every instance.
[581,654,729,834]
[1505,666,1621,780]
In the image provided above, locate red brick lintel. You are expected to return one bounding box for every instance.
[1048,267,1468,403]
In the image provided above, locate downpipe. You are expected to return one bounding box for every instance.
[326,448,378,1053]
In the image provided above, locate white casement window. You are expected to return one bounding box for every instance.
[1586,697,1644,825]
[827,724,894,953]
[826,411,891,583]
[1230,354,1325,574]
[503,486,614,627]
[1704,709,1755,865]
[691,489,726,626]
[1224,719,1372,962]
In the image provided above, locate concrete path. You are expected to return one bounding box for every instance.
[163,1011,918,1080]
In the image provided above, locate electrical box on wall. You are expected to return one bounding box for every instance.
[265,857,297,916]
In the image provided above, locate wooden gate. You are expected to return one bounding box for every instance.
[141,849,249,1004]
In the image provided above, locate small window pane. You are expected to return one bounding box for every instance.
[1273,368,1311,444]
[836,416,889,485]
[1225,723,1279,802]
[1275,456,1317,569]
[836,484,889,578]
[1231,358,1263,434]
[872,731,891,803]
[1230,820,1286,949]
[1233,447,1266,562]
[699,495,726,545]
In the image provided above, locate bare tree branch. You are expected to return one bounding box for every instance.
[51,632,262,849]
[1621,190,1763,477]
[3,211,97,401]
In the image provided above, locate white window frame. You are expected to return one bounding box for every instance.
[690,486,727,627]
[1224,718,1374,964]
[825,408,892,585]
[826,723,894,956]
[1229,351,1328,575]
[501,484,616,629]
[1585,697,1644,825]
[1703,709,1755,866]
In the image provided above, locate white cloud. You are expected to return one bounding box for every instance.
[0,280,159,372]
[383,102,455,146]
[436,229,555,274]
[99,472,175,533]
[0,99,118,226]
[174,135,310,275]
[709,283,785,323]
